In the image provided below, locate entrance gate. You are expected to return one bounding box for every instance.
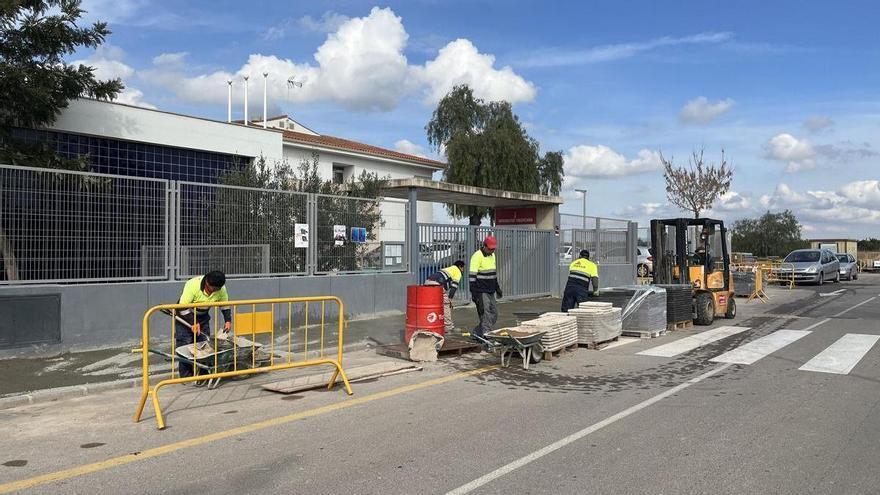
[417,223,557,302]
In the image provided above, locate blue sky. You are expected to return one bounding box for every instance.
[76,0,880,238]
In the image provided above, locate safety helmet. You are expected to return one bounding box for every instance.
[484,235,497,249]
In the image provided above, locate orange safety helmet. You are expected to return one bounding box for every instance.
[484,235,497,249]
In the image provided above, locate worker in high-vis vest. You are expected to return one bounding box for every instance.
[561,250,599,312]
[469,235,501,339]
[176,271,232,380]
[426,260,465,332]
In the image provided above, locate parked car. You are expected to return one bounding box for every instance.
[637,246,653,277]
[559,244,573,264]
[836,253,859,281]
[777,249,840,285]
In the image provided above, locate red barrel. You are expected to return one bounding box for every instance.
[404,284,445,344]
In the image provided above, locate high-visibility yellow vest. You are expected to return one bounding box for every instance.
[469,250,498,293]
[178,276,230,318]
[567,258,598,289]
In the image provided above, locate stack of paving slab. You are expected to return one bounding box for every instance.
[732,272,756,297]
[654,284,693,323]
[591,286,668,338]
[568,302,623,345]
[519,314,578,352]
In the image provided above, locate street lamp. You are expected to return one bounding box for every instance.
[575,189,587,229]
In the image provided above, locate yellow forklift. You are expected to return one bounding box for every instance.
[650,218,736,325]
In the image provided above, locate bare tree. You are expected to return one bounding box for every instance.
[661,149,733,218]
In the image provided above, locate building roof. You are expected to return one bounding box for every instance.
[282,130,445,169]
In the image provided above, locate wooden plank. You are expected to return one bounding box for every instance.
[262,361,422,394]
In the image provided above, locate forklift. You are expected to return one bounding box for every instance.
[650,218,736,325]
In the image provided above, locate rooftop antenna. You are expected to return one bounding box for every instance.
[243,75,250,126]
[262,72,269,129]
[226,79,232,123]
[286,76,303,101]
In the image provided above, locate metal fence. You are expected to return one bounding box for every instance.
[418,223,557,301]
[0,165,168,284]
[0,164,409,284]
[559,214,638,266]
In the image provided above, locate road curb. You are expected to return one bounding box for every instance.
[0,340,373,411]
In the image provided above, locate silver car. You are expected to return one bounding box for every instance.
[778,249,841,285]
[637,246,653,277]
[836,253,859,281]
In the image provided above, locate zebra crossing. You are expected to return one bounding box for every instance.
[636,325,880,375]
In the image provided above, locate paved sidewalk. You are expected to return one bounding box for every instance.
[0,296,563,398]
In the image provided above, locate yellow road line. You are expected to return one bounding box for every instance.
[0,365,497,494]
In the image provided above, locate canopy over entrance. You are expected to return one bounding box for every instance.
[381,178,563,209]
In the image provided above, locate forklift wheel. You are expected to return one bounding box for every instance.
[725,298,737,319]
[695,292,715,325]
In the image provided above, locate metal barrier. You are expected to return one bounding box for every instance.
[133,296,352,429]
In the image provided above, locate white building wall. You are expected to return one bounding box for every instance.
[51,99,284,162]
[283,144,436,234]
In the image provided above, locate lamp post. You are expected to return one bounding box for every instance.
[575,189,587,229]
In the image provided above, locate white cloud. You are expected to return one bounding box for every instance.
[802,116,834,133]
[71,45,155,109]
[679,96,734,125]
[299,11,351,33]
[394,139,426,158]
[152,52,188,69]
[412,39,536,104]
[72,44,134,81]
[516,32,732,68]
[142,7,535,112]
[563,145,662,178]
[714,191,751,211]
[764,133,817,173]
[838,180,880,208]
[114,88,156,109]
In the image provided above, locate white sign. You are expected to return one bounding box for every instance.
[874,260,880,268]
[295,223,309,248]
[333,225,347,246]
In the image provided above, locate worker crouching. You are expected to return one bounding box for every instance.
[426,260,465,333]
[176,271,232,380]
[561,250,599,312]
[470,235,501,339]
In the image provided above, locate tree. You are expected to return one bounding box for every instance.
[1,0,123,280]
[731,210,808,257]
[858,238,880,252]
[661,149,733,218]
[426,85,564,225]
[205,153,389,274]
[0,0,124,169]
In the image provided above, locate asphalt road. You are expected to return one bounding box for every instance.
[1,275,879,494]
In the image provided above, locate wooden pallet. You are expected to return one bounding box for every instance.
[376,337,482,360]
[622,329,666,339]
[541,342,578,361]
[580,336,620,350]
[667,320,694,331]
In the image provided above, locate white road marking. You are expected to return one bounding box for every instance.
[833,296,876,317]
[799,334,880,375]
[820,289,845,297]
[710,330,811,365]
[636,326,751,358]
[445,363,733,495]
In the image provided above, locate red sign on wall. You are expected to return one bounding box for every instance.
[496,207,537,225]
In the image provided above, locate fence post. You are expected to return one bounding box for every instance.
[307,193,316,276]
[407,187,419,285]
[628,221,638,282]
[171,181,181,280]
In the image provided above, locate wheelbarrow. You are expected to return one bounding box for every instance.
[149,309,270,389]
[484,328,546,370]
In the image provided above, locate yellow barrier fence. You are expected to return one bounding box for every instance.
[133,296,353,429]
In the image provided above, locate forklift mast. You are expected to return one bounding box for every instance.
[650,217,731,292]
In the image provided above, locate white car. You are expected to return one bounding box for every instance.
[637,246,653,277]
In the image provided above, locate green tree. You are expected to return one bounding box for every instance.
[204,153,389,274]
[661,149,733,218]
[731,210,808,257]
[0,0,124,169]
[858,238,880,251]
[426,85,563,225]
